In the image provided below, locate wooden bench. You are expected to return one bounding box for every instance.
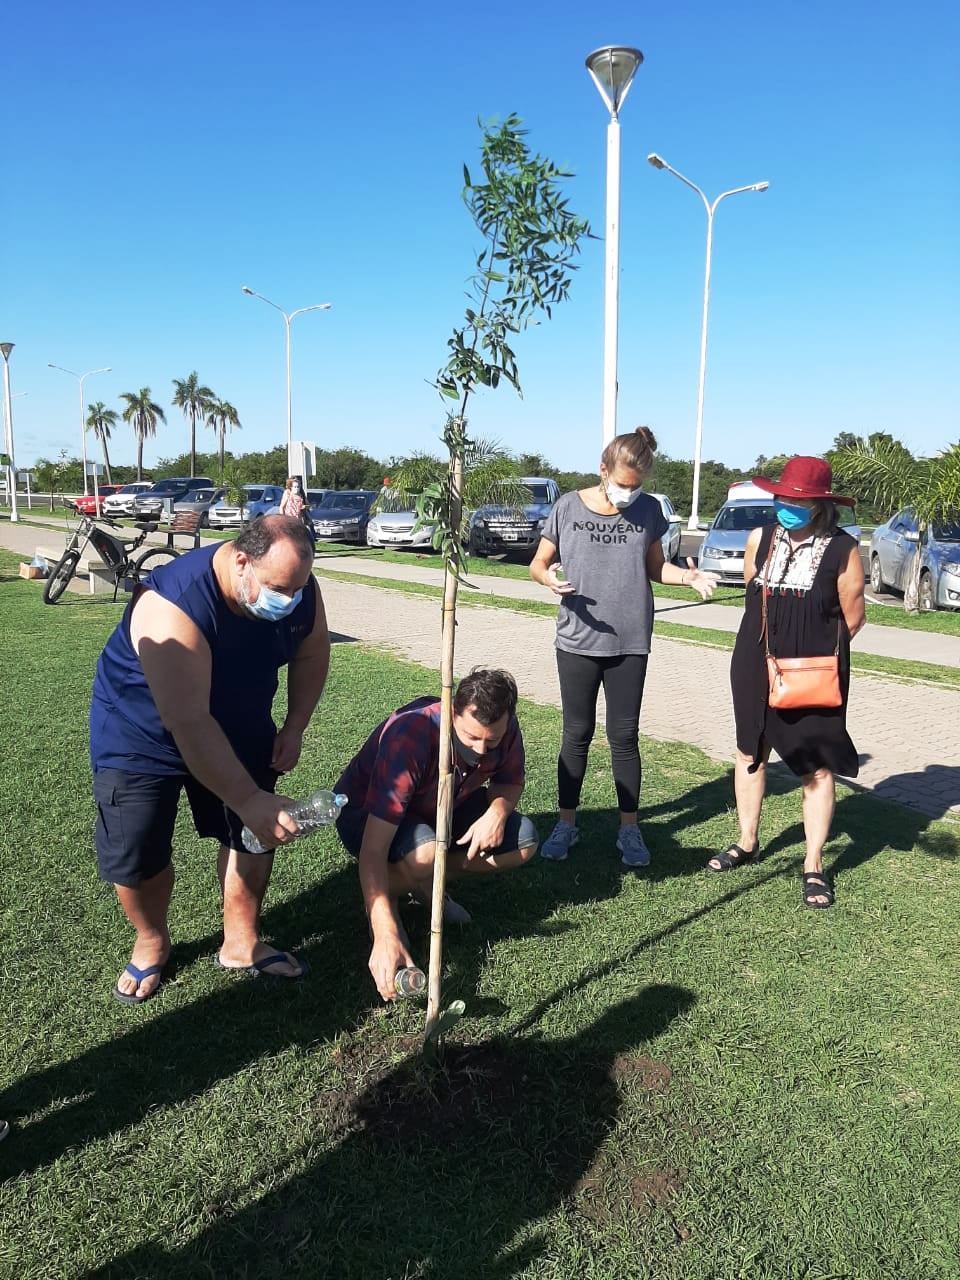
[159,510,203,549]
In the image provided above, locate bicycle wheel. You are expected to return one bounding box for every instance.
[133,546,180,585]
[43,549,80,604]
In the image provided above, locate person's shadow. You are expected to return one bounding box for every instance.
[870,763,960,828]
[0,863,367,1184]
[86,983,695,1280]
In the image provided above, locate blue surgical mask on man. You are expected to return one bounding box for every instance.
[240,565,303,621]
[774,499,814,531]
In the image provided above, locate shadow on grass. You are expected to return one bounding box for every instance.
[85,984,695,1280]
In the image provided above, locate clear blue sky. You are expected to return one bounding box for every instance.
[3,0,958,475]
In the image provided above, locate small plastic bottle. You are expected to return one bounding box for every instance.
[394,966,427,998]
[241,789,348,854]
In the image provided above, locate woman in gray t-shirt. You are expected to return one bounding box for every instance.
[530,427,718,867]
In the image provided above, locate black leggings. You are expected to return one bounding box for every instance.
[556,649,649,813]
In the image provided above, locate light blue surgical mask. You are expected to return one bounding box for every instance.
[240,565,303,621]
[774,499,814,531]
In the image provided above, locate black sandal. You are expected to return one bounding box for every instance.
[802,872,834,909]
[707,843,761,873]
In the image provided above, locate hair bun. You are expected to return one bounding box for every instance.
[635,425,657,452]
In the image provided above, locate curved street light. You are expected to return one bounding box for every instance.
[586,45,644,445]
[47,363,112,495]
[648,153,768,530]
[241,286,332,476]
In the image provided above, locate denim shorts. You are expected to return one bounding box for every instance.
[93,764,278,886]
[336,788,538,863]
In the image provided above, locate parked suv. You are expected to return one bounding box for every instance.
[103,481,154,517]
[134,477,215,519]
[208,484,286,529]
[467,477,560,557]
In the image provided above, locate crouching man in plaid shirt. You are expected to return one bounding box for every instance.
[335,668,539,1000]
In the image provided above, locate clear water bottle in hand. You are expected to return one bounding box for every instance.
[394,966,427,998]
[241,789,347,854]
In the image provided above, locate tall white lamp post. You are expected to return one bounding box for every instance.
[241,287,332,476]
[647,153,768,529]
[586,45,644,447]
[47,364,112,496]
[1,343,19,522]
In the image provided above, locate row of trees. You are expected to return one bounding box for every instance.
[79,372,241,486]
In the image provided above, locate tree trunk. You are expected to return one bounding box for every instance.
[425,435,465,1042]
[219,431,225,484]
[190,417,196,478]
[137,436,143,482]
[101,433,113,486]
[904,524,925,614]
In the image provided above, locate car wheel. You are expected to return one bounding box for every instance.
[869,555,887,595]
[918,572,934,612]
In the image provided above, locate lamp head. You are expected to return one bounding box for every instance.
[647,153,666,169]
[0,343,14,361]
[754,182,770,192]
[241,286,254,295]
[585,46,644,117]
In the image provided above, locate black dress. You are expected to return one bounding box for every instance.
[730,524,859,778]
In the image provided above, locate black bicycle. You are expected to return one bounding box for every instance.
[42,510,181,605]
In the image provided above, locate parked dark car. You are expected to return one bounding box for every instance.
[466,477,561,557]
[310,490,377,543]
[870,509,960,611]
[133,477,215,519]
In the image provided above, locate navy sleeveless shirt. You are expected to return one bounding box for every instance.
[90,543,317,775]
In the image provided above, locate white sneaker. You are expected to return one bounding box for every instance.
[408,890,472,925]
[617,825,651,868]
[541,821,580,862]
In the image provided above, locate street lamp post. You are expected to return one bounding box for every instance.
[647,153,769,529]
[586,45,644,447]
[1,343,19,522]
[241,287,332,477]
[47,364,112,496]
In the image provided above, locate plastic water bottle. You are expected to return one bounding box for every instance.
[394,966,427,998]
[241,789,347,854]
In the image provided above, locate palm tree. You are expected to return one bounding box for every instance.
[204,398,241,482]
[388,441,527,543]
[172,372,215,478]
[120,388,167,481]
[833,438,960,613]
[85,402,118,485]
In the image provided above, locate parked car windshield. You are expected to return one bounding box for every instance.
[378,491,417,514]
[187,489,217,501]
[523,483,552,503]
[242,488,266,502]
[118,483,147,494]
[325,493,368,510]
[148,480,187,495]
[713,503,776,532]
[933,517,960,541]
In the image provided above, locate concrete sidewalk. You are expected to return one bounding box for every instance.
[313,553,960,668]
[314,574,959,822]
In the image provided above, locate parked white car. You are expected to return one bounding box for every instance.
[366,492,437,549]
[102,481,153,517]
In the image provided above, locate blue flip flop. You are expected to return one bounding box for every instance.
[112,961,167,1006]
[215,952,309,980]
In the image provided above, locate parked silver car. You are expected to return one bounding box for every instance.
[162,487,226,527]
[366,493,437,549]
[870,509,960,611]
[699,497,861,582]
[649,492,683,562]
[209,484,286,529]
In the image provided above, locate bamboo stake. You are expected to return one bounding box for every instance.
[425,431,465,1039]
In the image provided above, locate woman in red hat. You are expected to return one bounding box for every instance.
[708,456,865,907]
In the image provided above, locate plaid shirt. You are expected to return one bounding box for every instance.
[336,696,525,827]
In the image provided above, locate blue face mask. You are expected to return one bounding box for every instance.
[240,566,303,621]
[774,499,814,531]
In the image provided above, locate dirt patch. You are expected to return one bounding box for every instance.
[610,1054,672,1092]
[630,1166,682,1210]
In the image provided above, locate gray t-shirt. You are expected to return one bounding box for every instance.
[541,490,669,656]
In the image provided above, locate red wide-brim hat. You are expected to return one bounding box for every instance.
[752,455,855,507]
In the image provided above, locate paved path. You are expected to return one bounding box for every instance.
[313,573,960,822]
[313,553,960,668]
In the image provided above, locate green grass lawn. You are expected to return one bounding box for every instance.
[2,560,959,1278]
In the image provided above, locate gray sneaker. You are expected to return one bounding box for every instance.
[541,821,580,862]
[617,825,651,868]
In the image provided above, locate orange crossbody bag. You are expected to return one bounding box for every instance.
[760,533,842,711]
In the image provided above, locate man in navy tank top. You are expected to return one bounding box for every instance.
[90,515,330,1003]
